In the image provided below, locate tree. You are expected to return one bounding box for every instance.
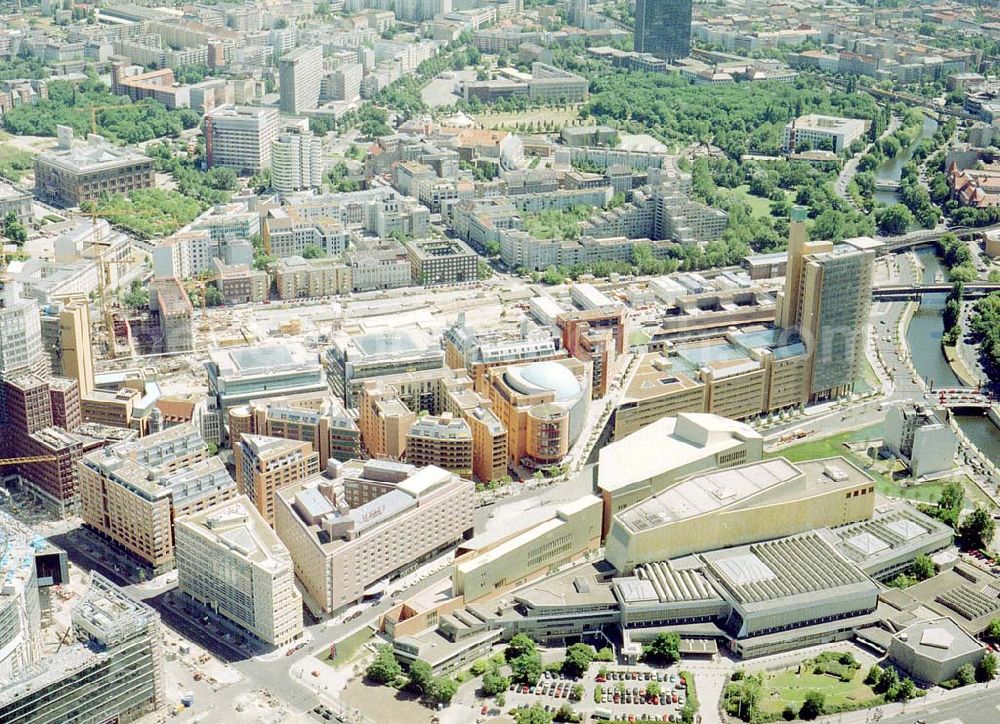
[513,704,554,724]
[956,662,976,686]
[2,211,26,244]
[562,643,595,679]
[302,244,325,259]
[428,676,458,705]
[977,652,998,683]
[642,632,680,666]
[122,279,149,310]
[482,669,510,696]
[554,702,579,722]
[984,617,1000,643]
[877,204,913,236]
[505,634,537,661]
[510,652,544,684]
[406,660,434,695]
[895,677,917,702]
[365,645,401,684]
[204,285,223,307]
[646,681,661,698]
[798,691,825,720]
[911,554,936,581]
[960,504,996,549]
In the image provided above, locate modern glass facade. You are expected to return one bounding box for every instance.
[634,0,692,61]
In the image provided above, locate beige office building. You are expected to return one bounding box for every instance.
[274,460,474,613]
[453,495,601,602]
[79,425,238,573]
[175,496,303,647]
[234,435,320,526]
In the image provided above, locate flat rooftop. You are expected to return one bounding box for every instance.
[179,495,288,572]
[209,343,319,377]
[36,138,152,175]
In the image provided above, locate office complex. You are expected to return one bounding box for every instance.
[234,435,320,526]
[228,392,361,464]
[273,255,353,299]
[79,424,237,573]
[776,208,881,401]
[279,46,323,115]
[404,238,479,286]
[205,344,327,444]
[783,114,867,154]
[204,105,281,174]
[357,367,507,483]
[405,413,474,478]
[175,496,303,647]
[327,330,445,407]
[0,512,44,682]
[0,573,165,724]
[597,413,763,536]
[34,129,154,208]
[271,131,324,193]
[634,0,692,61]
[0,279,47,385]
[274,460,474,613]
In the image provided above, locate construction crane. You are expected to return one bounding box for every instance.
[86,209,147,359]
[186,274,221,311]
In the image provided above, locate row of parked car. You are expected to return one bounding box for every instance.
[596,670,683,684]
[509,679,575,698]
[596,685,685,707]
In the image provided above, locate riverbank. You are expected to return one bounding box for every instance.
[943,342,980,387]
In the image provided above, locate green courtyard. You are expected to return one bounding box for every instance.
[757,667,880,718]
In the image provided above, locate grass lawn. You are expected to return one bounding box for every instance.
[769,425,994,509]
[724,185,794,219]
[630,329,651,345]
[758,667,880,717]
[320,626,375,667]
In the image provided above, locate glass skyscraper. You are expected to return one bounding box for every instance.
[634,0,692,61]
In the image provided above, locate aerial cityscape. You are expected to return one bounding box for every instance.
[4,1,1000,723]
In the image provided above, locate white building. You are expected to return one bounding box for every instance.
[205,105,281,174]
[271,132,324,194]
[0,279,46,381]
[279,46,322,115]
[884,404,958,479]
[175,496,303,647]
[782,114,867,154]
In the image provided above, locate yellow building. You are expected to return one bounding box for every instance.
[605,456,876,573]
[612,353,706,441]
[406,413,474,479]
[453,495,602,602]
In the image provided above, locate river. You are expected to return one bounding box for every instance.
[873,114,939,206]
[905,247,1000,460]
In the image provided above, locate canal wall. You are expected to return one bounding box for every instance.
[943,343,980,388]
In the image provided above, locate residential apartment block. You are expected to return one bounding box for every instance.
[204,105,281,174]
[79,424,237,573]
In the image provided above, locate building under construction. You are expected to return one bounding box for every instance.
[0,572,166,724]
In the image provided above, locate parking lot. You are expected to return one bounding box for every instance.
[503,663,691,723]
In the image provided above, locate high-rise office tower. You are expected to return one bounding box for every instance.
[58,298,94,397]
[271,131,323,193]
[777,207,882,402]
[278,46,323,115]
[204,105,281,174]
[634,0,692,61]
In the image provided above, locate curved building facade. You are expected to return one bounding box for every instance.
[487,358,590,470]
